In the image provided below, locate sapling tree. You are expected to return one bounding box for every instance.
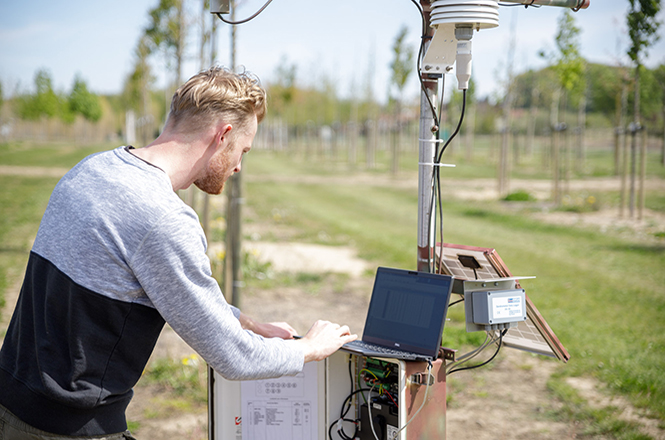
[626,0,661,217]
[388,25,414,176]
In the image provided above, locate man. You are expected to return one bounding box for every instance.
[0,66,356,439]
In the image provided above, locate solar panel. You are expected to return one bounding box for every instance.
[435,243,570,362]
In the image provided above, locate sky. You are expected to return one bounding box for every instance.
[0,0,664,104]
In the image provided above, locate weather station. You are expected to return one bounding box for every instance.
[207,0,587,439]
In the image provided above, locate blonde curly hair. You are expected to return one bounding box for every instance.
[166,66,266,134]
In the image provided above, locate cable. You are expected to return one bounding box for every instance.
[215,0,274,25]
[436,89,467,163]
[410,0,426,35]
[388,362,433,440]
[358,368,381,404]
[410,0,440,126]
[446,331,493,373]
[448,329,507,375]
[384,391,399,408]
[449,296,464,307]
[428,88,467,273]
[367,383,381,440]
[329,388,370,440]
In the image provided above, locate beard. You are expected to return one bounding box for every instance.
[194,149,231,195]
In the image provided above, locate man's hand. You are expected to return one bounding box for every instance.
[238,312,298,339]
[298,320,357,363]
[255,321,298,339]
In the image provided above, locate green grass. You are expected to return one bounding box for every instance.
[0,175,59,320]
[140,356,207,404]
[547,373,654,440]
[1,140,664,434]
[0,141,112,322]
[0,141,114,168]
[242,149,665,423]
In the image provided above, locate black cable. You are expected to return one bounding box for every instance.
[436,89,467,163]
[348,356,354,395]
[498,0,541,6]
[328,418,358,440]
[410,0,426,35]
[329,388,373,440]
[447,329,507,375]
[410,0,439,124]
[215,0,274,25]
[428,89,466,272]
[435,163,444,271]
[410,0,443,273]
[433,83,448,272]
[449,297,464,307]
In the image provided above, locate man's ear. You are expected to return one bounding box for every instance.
[218,124,233,147]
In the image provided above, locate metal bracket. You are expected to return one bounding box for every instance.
[439,346,457,362]
[210,0,230,14]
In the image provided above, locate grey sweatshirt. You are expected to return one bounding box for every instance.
[0,146,303,436]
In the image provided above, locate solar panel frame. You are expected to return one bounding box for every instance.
[435,243,570,363]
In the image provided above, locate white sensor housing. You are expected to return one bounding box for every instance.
[422,0,499,89]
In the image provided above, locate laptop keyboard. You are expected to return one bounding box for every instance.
[346,341,420,358]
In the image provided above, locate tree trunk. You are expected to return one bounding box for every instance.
[620,124,629,218]
[465,102,475,162]
[662,99,665,166]
[639,128,647,220]
[527,88,539,158]
[576,93,586,174]
[629,66,640,219]
[553,127,561,205]
[175,0,185,86]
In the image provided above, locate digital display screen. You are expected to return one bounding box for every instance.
[363,268,453,355]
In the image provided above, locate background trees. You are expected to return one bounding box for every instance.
[2,1,664,186]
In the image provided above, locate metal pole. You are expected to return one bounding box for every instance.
[417,1,439,273]
[225,0,244,308]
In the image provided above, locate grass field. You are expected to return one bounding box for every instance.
[1,138,664,436]
[243,149,665,425]
[0,141,114,325]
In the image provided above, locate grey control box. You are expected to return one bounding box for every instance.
[466,289,526,331]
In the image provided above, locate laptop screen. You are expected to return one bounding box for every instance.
[362,267,454,357]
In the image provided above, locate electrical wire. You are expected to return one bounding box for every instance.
[436,89,467,163]
[329,387,370,440]
[448,329,508,375]
[388,362,434,440]
[428,88,467,272]
[215,0,274,25]
[410,0,440,124]
[357,368,380,404]
[446,331,493,373]
[449,296,465,307]
[367,383,381,440]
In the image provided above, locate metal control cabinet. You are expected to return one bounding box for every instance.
[210,351,446,440]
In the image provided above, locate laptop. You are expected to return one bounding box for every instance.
[341,267,454,362]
